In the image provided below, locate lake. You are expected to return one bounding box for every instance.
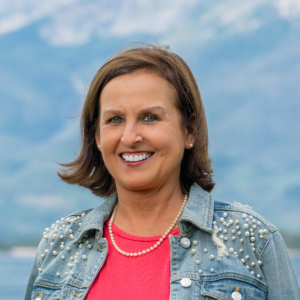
[1,253,299,299]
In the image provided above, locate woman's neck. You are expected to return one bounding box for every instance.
[112,182,186,237]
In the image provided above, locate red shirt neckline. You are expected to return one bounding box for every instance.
[105,220,180,242]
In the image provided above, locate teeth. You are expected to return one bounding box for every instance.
[122,153,152,162]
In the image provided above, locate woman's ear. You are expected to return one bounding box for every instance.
[185,113,196,149]
[95,131,101,151]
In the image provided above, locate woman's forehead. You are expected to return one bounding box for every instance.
[99,71,177,111]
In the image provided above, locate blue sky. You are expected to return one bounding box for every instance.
[1,0,300,246]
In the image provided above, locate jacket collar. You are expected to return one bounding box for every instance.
[178,183,214,236]
[74,183,214,243]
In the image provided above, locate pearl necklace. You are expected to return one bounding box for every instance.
[109,194,188,257]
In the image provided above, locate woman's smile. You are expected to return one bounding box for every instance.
[120,152,154,163]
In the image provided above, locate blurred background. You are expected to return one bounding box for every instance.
[0,0,300,298]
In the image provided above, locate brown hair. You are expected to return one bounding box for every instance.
[58,43,215,196]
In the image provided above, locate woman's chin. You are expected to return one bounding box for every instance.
[117,179,158,192]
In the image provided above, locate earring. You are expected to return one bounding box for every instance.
[189,144,193,148]
[98,145,101,149]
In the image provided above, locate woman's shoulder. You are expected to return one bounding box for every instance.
[213,198,278,233]
[35,208,95,259]
[209,197,282,268]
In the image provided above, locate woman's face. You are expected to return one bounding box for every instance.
[96,71,194,192]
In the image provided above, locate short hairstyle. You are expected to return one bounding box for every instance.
[58,43,215,196]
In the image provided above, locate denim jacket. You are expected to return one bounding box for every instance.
[25,183,300,300]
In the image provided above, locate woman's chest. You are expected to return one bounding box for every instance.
[31,229,267,300]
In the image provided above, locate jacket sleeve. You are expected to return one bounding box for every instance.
[260,230,300,299]
[24,244,41,299]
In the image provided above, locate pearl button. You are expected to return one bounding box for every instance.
[181,278,191,287]
[180,238,191,248]
[231,291,242,300]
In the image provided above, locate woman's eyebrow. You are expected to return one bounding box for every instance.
[102,109,123,116]
[102,106,166,116]
[139,106,167,114]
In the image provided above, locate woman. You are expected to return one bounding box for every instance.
[25,44,299,300]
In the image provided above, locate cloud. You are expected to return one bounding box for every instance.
[0,0,77,35]
[276,0,300,18]
[15,193,67,208]
[38,0,198,46]
[1,0,300,46]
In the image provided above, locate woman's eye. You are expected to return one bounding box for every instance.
[109,116,123,124]
[142,115,158,122]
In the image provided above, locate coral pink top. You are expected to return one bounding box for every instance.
[85,221,180,300]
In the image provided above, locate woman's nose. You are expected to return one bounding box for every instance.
[120,122,143,146]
